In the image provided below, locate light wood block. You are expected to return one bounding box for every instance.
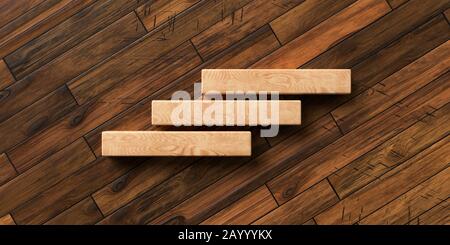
[151,100,301,126]
[201,69,351,94]
[102,131,251,157]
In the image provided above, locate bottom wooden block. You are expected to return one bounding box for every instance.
[102,131,251,156]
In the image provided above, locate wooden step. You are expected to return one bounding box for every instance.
[151,100,301,126]
[201,69,351,94]
[102,131,251,156]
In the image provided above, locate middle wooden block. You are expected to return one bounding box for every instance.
[152,100,301,126]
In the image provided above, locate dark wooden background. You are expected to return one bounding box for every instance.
[0,0,448,225]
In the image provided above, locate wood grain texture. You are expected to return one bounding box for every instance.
[0,214,15,225]
[6,42,200,174]
[0,0,448,225]
[0,153,16,186]
[360,167,450,225]
[254,180,338,224]
[85,26,277,157]
[201,185,278,225]
[191,0,303,60]
[445,8,450,22]
[0,138,95,217]
[0,0,45,28]
[267,71,450,205]
[45,197,103,225]
[100,132,270,224]
[0,12,146,123]
[304,0,450,69]
[68,0,252,105]
[102,131,251,156]
[0,59,14,89]
[5,0,149,79]
[148,116,341,225]
[151,100,301,125]
[387,0,409,9]
[332,41,450,133]
[408,199,449,225]
[253,0,390,68]
[270,0,356,44]
[329,101,450,199]
[136,0,201,31]
[11,157,142,225]
[314,137,450,224]
[201,69,351,94]
[0,85,77,154]
[0,0,95,59]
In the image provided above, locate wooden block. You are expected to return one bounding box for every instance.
[201,69,351,94]
[151,100,301,125]
[0,214,15,225]
[102,131,251,156]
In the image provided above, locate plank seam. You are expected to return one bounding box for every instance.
[3,152,19,175]
[330,112,345,136]
[90,195,105,218]
[354,160,450,224]
[406,197,449,225]
[1,58,18,82]
[326,177,341,201]
[268,24,282,46]
[189,39,205,63]
[265,183,280,207]
[134,10,149,33]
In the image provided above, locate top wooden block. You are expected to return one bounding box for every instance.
[201,69,351,94]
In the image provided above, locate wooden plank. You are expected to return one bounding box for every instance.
[0,86,77,154]
[387,0,409,9]
[6,42,200,174]
[102,131,251,157]
[253,180,338,224]
[45,197,103,225]
[93,157,195,215]
[5,0,149,79]
[314,137,450,224]
[304,0,450,69]
[0,153,16,186]
[0,12,146,123]
[0,139,95,217]
[201,186,278,225]
[191,0,303,60]
[67,0,253,105]
[0,0,95,59]
[11,157,142,224]
[252,0,390,68]
[266,70,450,205]
[0,214,15,225]
[303,219,316,225]
[270,0,356,44]
[349,14,450,93]
[136,0,200,31]
[267,13,450,147]
[98,130,270,224]
[201,69,351,94]
[331,41,450,133]
[84,26,280,156]
[445,8,450,22]
[142,116,340,225]
[329,101,450,199]
[360,167,450,225]
[0,0,45,28]
[0,59,14,89]
[151,100,301,125]
[408,199,449,225]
